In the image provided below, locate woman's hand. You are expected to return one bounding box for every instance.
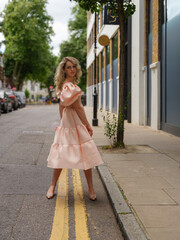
[86,124,93,136]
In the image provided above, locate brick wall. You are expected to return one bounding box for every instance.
[144,0,148,66]
[152,0,161,63]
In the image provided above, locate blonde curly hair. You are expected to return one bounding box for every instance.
[55,56,82,92]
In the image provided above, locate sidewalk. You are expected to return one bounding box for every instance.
[85,107,180,240]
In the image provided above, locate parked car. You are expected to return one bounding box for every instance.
[15,94,22,108]
[52,97,58,104]
[6,90,18,110]
[14,91,26,107]
[0,89,13,113]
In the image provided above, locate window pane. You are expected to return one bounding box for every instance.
[113,33,118,60]
[106,45,110,65]
[167,0,180,21]
[97,56,99,83]
[166,0,180,126]
[101,51,104,69]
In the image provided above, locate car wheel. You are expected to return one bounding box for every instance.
[4,106,8,113]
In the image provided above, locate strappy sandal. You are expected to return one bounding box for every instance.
[89,194,97,201]
[46,192,55,199]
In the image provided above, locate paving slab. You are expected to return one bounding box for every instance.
[115,176,173,190]
[147,227,180,240]
[162,174,180,188]
[164,188,180,204]
[167,153,180,164]
[102,157,148,178]
[133,206,180,228]
[123,188,177,205]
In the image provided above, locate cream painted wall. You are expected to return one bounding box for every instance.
[131,0,145,125]
[22,80,49,100]
[87,24,119,69]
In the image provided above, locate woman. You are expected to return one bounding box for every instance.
[46,57,103,201]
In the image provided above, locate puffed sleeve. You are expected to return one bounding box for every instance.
[59,82,82,106]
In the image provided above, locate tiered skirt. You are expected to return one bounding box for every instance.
[47,108,103,170]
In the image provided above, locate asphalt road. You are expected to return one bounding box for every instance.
[0,104,124,240]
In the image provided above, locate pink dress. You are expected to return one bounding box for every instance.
[47,82,103,170]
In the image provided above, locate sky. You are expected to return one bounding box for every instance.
[0,0,76,55]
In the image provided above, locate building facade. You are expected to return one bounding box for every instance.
[22,80,49,101]
[86,0,180,137]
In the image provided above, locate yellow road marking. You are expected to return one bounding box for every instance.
[72,169,90,240]
[49,169,69,240]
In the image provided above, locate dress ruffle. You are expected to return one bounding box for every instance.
[58,82,82,106]
[53,124,92,145]
[47,139,102,170]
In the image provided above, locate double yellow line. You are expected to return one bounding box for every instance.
[49,169,90,240]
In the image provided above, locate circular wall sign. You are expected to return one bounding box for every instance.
[98,35,110,46]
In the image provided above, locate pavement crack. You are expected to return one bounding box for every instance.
[10,195,26,240]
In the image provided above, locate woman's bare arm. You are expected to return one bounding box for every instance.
[71,97,93,136]
[59,103,65,119]
[71,97,89,125]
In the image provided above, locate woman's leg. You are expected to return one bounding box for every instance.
[83,168,96,200]
[46,168,62,198]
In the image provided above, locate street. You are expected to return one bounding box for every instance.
[0,105,123,240]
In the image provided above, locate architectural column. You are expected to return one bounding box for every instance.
[140,0,148,126]
[103,47,106,111]
[108,38,113,113]
[117,76,119,115]
[98,54,102,109]
[116,28,120,115]
[131,0,145,125]
[141,66,147,125]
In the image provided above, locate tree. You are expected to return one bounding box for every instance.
[2,0,54,90]
[40,53,58,97]
[59,4,87,92]
[24,89,30,99]
[71,0,136,147]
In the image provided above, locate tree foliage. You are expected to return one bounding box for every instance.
[71,0,136,147]
[71,0,135,19]
[40,53,58,97]
[1,0,54,90]
[59,4,87,92]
